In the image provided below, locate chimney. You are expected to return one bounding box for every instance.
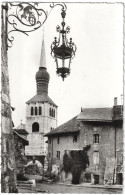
[114,97,117,106]
[81,107,83,112]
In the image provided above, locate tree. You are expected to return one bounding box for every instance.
[63,145,91,184]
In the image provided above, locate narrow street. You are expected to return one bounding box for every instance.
[19,183,123,194]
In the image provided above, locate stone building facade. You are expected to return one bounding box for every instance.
[1,4,18,192]
[46,100,123,185]
[25,37,58,165]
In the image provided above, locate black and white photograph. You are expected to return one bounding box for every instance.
[1,0,124,193]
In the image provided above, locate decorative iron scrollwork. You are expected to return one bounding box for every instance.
[7,2,47,48]
[50,3,67,12]
[5,2,67,48]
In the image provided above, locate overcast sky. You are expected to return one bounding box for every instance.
[8,2,123,127]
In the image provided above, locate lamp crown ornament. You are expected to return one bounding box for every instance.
[51,8,77,81]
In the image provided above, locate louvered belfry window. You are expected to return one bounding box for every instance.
[39,106,42,115]
[35,107,37,115]
[31,107,33,115]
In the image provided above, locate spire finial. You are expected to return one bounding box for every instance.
[40,26,46,68]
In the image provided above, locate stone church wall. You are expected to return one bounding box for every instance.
[25,102,57,156]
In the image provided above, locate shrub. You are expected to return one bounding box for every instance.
[63,153,72,173]
[63,145,91,184]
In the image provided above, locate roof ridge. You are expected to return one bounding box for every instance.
[13,123,26,129]
[56,115,78,129]
[82,107,112,109]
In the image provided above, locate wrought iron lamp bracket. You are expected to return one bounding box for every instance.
[3,2,67,49]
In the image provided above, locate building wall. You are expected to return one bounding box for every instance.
[25,102,57,156]
[48,133,80,165]
[1,4,17,192]
[116,125,123,152]
[48,120,123,184]
[79,122,116,184]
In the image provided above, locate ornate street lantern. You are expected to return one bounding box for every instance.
[51,8,77,81]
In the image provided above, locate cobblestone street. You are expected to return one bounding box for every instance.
[18,183,123,194]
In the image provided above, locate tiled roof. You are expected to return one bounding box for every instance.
[14,123,26,129]
[77,108,113,121]
[14,123,28,135]
[45,116,80,136]
[26,94,57,107]
[13,130,28,145]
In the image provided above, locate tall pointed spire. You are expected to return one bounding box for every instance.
[35,28,50,94]
[40,27,46,68]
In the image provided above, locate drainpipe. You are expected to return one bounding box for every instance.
[114,125,116,158]
[51,137,53,171]
[113,122,117,184]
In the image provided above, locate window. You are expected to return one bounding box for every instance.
[73,134,77,143]
[93,152,99,165]
[31,107,33,115]
[35,107,37,115]
[39,106,42,115]
[57,136,60,144]
[32,122,39,132]
[57,151,60,159]
[93,134,99,143]
[49,108,55,118]
[49,108,51,116]
[53,110,55,117]
[51,109,53,117]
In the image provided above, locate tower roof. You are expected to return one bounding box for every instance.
[36,35,50,84]
[26,93,57,107]
[40,36,46,68]
[35,67,50,82]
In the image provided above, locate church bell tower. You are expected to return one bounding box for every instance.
[25,36,58,161]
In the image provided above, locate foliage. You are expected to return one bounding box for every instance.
[63,153,72,173]
[63,145,91,184]
[25,164,40,175]
[14,140,27,180]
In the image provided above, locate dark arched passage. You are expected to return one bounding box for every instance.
[32,122,39,132]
